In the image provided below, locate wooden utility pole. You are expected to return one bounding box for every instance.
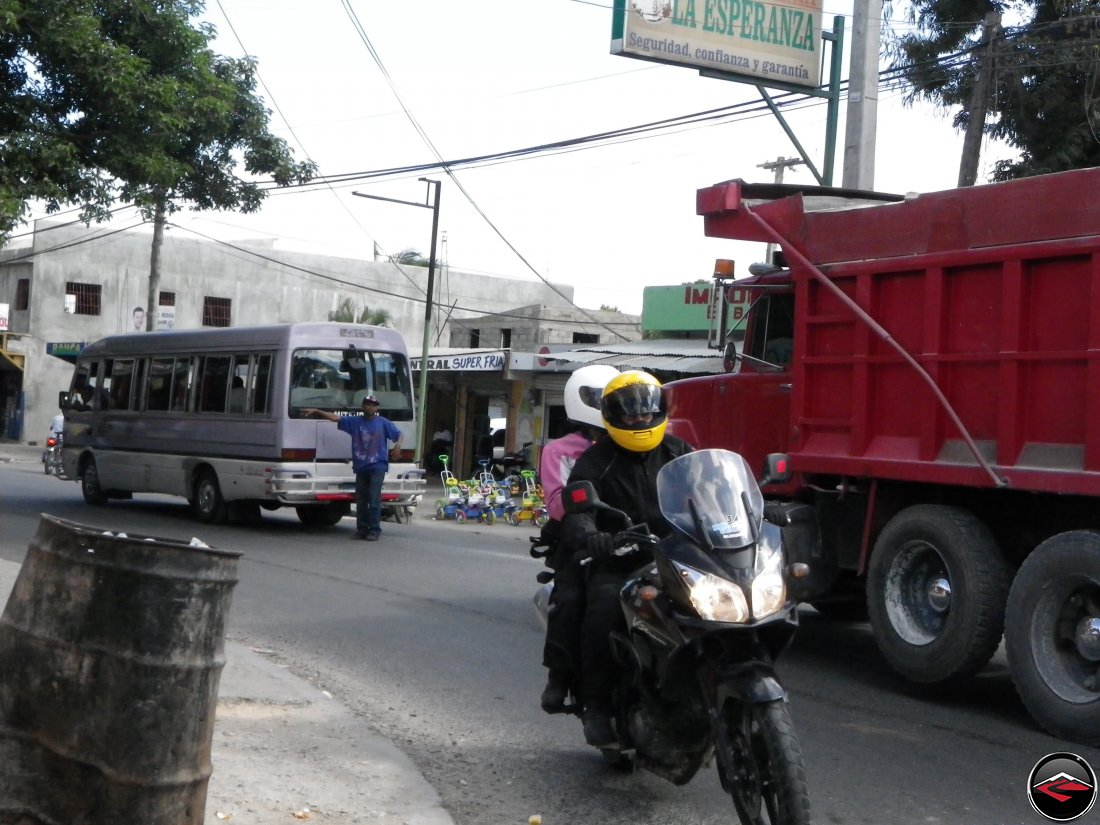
[758,157,804,262]
[958,12,1002,187]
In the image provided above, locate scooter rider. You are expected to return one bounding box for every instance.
[561,370,693,747]
[538,364,620,712]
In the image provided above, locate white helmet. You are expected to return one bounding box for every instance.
[564,365,620,429]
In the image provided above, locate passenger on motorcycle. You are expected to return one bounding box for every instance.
[561,370,693,746]
[537,364,620,713]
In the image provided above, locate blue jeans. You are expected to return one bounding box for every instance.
[355,468,386,536]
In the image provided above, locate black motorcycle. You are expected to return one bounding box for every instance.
[535,449,811,825]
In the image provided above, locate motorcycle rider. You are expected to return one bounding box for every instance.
[537,364,620,712]
[562,370,693,746]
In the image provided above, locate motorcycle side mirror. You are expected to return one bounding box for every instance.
[561,480,600,514]
[759,453,792,486]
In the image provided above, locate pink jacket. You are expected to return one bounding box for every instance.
[539,431,595,522]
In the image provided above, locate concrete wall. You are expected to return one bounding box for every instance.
[448,303,641,349]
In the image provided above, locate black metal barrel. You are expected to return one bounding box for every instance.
[0,514,241,824]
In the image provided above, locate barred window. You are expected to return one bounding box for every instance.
[65,282,101,316]
[159,291,175,306]
[202,296,231,327]
[14,279,29,311]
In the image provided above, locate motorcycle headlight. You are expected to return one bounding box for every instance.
[672,561,749,623]
[751,529,787,619]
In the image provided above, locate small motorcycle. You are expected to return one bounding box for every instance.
[42,431,65,478]
[535,448,811,825]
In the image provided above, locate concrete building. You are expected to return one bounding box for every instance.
[0,217,578,446]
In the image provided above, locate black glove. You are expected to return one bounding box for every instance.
[764,502,788,526]
[585,531,615,560]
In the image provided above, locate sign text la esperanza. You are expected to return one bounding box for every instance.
[669,0,816,52]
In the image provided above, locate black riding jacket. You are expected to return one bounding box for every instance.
[561,434,693,569]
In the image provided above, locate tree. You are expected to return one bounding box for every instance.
[885,0,1100,181]
[0,0,316,326]
[328,297,392,327]
[390,248,441,269]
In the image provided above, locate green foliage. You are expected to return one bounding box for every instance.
[599,304,620,312]
[885,0,1100,179]
[0,0,316,239]
[328,297,392,327]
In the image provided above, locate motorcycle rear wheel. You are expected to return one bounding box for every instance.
[720,699,810,825]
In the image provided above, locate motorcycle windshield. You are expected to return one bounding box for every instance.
[656,449,764,551]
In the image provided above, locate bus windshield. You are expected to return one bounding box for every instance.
[289,347,413,421]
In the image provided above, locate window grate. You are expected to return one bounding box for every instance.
[65,282,102,315]
[202,296,231,327]
[159,291,175,306]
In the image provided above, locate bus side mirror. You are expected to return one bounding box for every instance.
[760,453,792,486]
[59,391,71,411]
[561,481,600,515]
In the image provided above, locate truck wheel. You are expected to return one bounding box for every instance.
[193,469,228,524]
[80,457,109,506]
[867,504,1010,684]
[1005,531,1100,745]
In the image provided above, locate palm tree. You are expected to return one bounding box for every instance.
[327,297,392,327]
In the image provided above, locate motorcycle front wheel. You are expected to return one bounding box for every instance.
[719,699,810,825]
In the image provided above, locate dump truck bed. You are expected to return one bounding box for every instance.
[696,168,1100,496]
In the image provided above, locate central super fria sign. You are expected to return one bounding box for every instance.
[612,0,823,88]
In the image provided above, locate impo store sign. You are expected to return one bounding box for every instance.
[611,0,824,88]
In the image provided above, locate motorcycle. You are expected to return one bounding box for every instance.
[534,448,811,825]
[42,431,65,478]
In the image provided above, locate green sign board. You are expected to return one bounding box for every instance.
[641,284,752,333]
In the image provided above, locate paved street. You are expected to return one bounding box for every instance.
[1,451,1095,824]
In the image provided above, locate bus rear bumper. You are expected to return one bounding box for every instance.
[266,463,427,508]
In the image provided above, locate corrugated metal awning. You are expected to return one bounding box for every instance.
[545,340,730,375]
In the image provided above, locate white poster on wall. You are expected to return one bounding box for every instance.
[155,306,176,330]
[0,302,8,331]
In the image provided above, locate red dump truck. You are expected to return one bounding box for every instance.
[664,168,1100,745]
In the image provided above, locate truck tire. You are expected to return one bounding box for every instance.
[1005,531,1100,745]
[867,505,1010,684]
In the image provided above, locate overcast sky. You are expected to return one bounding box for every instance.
[59,0,1020,316]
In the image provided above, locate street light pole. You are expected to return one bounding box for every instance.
[417,178,441,468]
[351,178,441,467]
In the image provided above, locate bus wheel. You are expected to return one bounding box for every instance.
[296,502,348,526]
[80,457,108,506]
[867,504,1010,684]
[193,469,228,524]
[1006,531,1100,745]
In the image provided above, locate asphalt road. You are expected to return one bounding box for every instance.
[1,460,1095,825]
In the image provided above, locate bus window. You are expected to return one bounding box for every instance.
[253,353,272,415]
[108,359,135,410]
[171,359,193,411]
[147,358,174,411]
[198,355,231,413]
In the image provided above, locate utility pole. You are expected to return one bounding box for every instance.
[352,179,441,467]
[758,157,804,262]
[842,0,880,190]
[958,12,1001,187]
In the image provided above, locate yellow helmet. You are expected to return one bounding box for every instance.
[601,370,667,452]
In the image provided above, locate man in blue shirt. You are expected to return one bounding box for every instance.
[305,395,402,541]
